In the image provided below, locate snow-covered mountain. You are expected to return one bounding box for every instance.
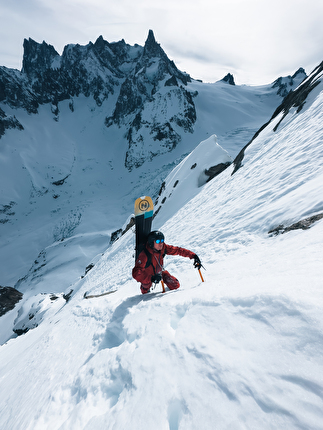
[0,48,322,429]
[0,31,307,297]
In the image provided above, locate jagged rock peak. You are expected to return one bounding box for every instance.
[131,30,191,86]
[93,35,128,54]
[143,30,164,58]
[94,35,108,46]
[272,67,307,97]
[292,67,306,79]
[221,73,235,85]
[22,38,59,76]
[2,31,192,119]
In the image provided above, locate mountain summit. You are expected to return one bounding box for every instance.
[2,30,195,170]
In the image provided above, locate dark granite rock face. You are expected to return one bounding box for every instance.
[221,73,235,85]
[0,286,23,317]
[0,31,197,169]
[268,213,323,236]
[0,107,23,137]
[204,162,232,182]
[272,67,307,97]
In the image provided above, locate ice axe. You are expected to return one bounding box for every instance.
[161,279,166,293]
[193,255,205,282]
[198,268,205,283]
[152,273,166,293]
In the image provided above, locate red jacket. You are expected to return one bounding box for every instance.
[132,242,195,285]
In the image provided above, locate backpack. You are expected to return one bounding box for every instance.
[143,247,153,269]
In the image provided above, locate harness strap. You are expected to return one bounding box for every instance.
[143,247,165,274]
[153,254,164,273]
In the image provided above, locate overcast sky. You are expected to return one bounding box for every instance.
[1,0,322,85]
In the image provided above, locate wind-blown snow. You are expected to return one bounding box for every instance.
[1,75,323,429]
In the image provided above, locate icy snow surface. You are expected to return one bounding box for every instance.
[0,78,283,290]
[0,79,323,429]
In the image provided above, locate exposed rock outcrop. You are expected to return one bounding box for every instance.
[272,67,307,97]
[268,213,323,236]
[0,286,23,317]
[221,73,235,85]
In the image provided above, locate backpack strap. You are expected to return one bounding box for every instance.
[143,247,153,270]
[143,247,166,273]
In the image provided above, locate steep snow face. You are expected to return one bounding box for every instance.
[0,57,322,430]
[0,73,286,290]
[154,134,233,226]
[0,31,312,312]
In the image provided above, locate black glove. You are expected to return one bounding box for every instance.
[151,273,162,284]
[193,254,202,269]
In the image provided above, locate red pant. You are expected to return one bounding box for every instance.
[140,271,180,294]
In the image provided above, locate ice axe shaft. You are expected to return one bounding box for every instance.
[161,279,166,293]
[198,268,205,282]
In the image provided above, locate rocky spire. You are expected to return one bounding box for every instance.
[22,38,59,77]
[272,67,307,97]
[135,30,190,85]
[292,67,306,80]
[143,30,165,58]
[221,73,235,85]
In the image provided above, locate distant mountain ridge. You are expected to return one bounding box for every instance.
[0,30,306,170]
[1,30,197,170]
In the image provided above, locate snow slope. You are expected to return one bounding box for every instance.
[0,78,285,291]
[154,134,233,226]
[0,69,322,429]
